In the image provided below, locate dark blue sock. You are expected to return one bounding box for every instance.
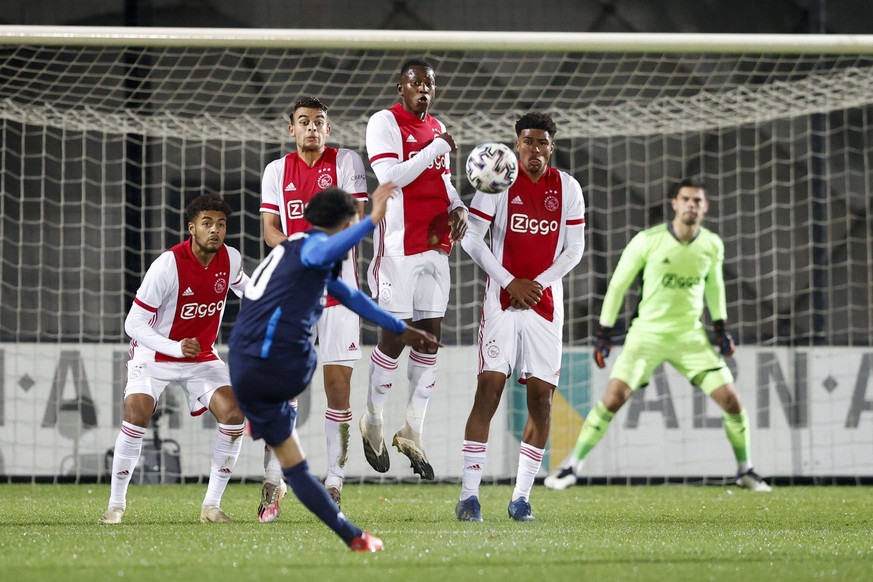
[283,460,362,544]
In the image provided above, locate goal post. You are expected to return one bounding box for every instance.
[1,27,871,484]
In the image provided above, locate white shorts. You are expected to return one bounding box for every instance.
[124,360,230,416]
[478,307,562,386]
[315,303,362,366]
[367,251,450,320]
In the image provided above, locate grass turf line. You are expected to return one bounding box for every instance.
[0,483,871,581]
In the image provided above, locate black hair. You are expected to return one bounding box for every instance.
[400,58,435,74]
[515,112,558,138]
[668,178,708,199]
[304,187,358,229]
[290,96,329,122]
[186,193,232,223]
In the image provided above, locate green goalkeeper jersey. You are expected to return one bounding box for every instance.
[599,223,728,334]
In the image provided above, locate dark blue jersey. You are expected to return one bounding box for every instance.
[229,218,406,362]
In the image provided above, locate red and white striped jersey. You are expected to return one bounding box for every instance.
[260,147,368,306]
[128,239,246,363]
[366,103,464,257]
[467,167,586,322]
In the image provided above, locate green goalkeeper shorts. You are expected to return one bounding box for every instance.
[609,325,733,395]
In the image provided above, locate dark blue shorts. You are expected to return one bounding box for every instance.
[229,349,315,447]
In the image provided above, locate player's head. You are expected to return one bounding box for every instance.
[186,193,232,254]
[514,113,557,180]
[397,58,436,118]
[669,178,709,226]
[304,187,358,232]
[289,96,331,153]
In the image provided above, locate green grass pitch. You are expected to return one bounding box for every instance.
[1,483,870,581]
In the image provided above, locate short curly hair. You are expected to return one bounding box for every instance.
[186,193,232,223]
[515,112,558,138]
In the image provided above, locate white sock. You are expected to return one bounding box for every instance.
[406,350,437,434]
[737,461,751,474]
[460,440,487,501]
[512,442,545,502]
[263,445,283,484]
[325,407,352,486]
[202,422,245,507]
[108,421,146,510]
[367,347,399,425]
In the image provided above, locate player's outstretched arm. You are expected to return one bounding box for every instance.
[399,325,442,354]
[327,278,442,353]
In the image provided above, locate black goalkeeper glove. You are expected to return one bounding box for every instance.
[593,325,613,369]
[712,319,736,356]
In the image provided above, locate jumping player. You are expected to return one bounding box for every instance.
[361,58,468,480]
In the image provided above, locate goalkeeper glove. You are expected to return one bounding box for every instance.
[593,325,613,369]
[712,320,736,356]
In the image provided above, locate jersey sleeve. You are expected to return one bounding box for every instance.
[300,218,377,269]
[260,158,283,215]
[125,252,184,358]
[462,192,514,288]
[434,118,465,213]
[133,251,176,311]
[703,233,729,322]
[337,149,369,202]
[227,246,249,298]
[599,231,647,327]
[366,110,452,188]
[461,198,515,289]
[124,302,184,359]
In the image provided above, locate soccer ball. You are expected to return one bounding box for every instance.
[465,142,518,194]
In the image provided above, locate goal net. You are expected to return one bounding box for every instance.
[1,28,871,484]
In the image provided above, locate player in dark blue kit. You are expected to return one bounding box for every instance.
[229,183,440,552]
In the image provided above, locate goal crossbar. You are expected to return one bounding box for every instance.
[3,26,873,53]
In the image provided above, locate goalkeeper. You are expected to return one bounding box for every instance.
[545,178,771,492]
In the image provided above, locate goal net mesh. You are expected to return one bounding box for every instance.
[1,37,871,483]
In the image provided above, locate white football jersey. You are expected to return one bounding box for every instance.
[467,166,586,322]
[366,104,464,258]
[260,147,367,304]
[128,240,246,364]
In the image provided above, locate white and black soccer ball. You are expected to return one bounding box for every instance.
[465,142,518,194]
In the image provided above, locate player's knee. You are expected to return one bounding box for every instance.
[473,380,504,413]
[712,384,742,414]
[529,391,553,418]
